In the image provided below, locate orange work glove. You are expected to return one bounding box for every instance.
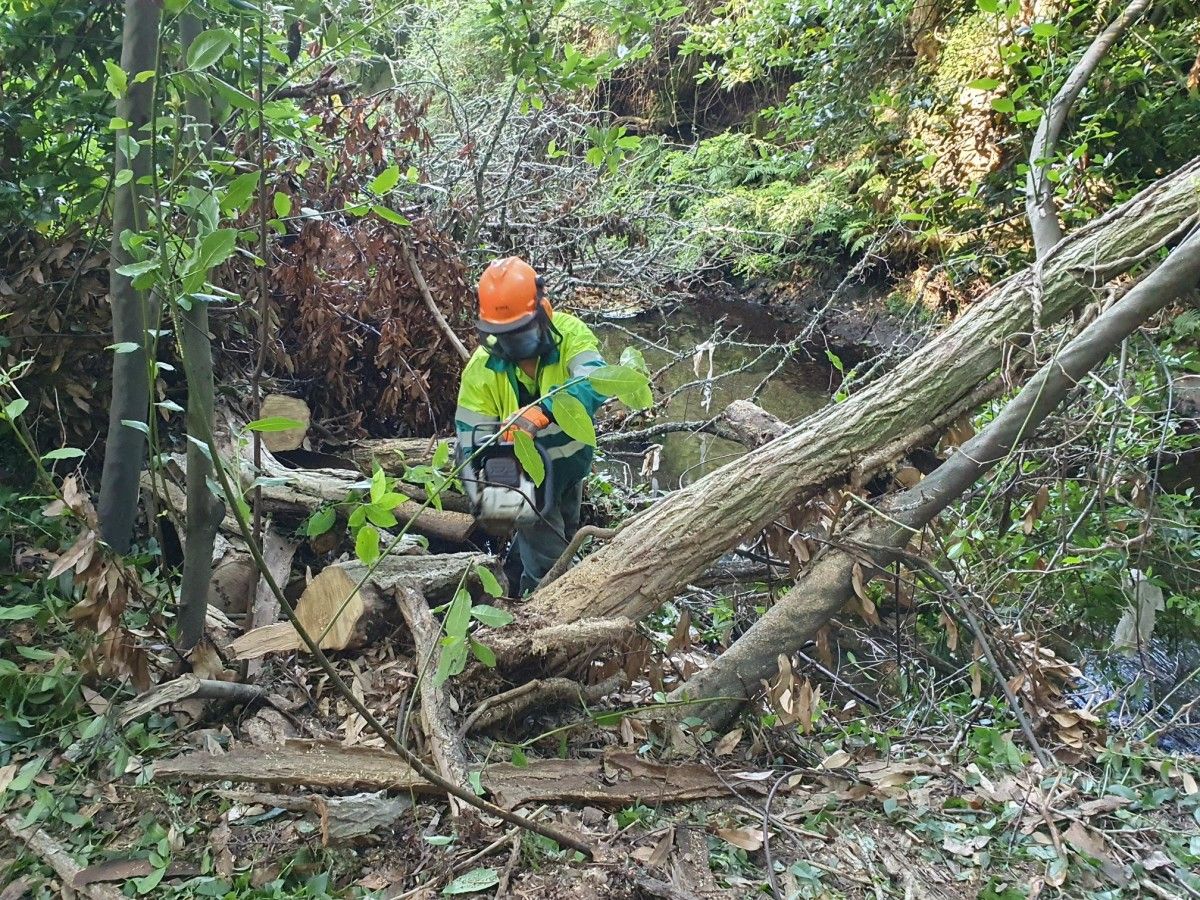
[502,407,550,442]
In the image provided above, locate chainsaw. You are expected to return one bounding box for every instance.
[457,423,554,536]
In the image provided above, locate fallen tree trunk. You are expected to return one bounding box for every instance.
[672,224,1200,729]
[523,157,1200,632]
[231,552,495,659]
[153,739,779,808]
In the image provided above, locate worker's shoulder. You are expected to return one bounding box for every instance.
[552,310,598,339]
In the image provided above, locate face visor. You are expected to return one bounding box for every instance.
[489,321,546,362]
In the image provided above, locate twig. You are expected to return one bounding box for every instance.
[891,550,1053,768]
[762,770,795,900]
[398,239,470,362]
[795,649,880,710]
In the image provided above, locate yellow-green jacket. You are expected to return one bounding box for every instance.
[455,311,607,487]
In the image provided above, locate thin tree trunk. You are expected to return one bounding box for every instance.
[98,0,162,553]
[675,224,1200,729]
[1026,0,1152,257]
[177,13,221,650]
[523,156,1200,633]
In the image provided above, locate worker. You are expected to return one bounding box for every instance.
[455,257,608,595]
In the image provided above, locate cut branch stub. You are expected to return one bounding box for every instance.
[257,394,311,453]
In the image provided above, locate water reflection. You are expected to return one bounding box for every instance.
[591,301,833,490]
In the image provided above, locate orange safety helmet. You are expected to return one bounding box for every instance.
[476,256,552,334]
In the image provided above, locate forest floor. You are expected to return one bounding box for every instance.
[2,547,1199,900]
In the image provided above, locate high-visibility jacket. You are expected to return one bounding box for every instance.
[455,311,607,488]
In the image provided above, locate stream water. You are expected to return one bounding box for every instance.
[586,300,1200,754]
[591,299,832,490]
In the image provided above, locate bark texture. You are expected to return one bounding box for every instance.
[526,158,1200,630]
[177,13,221,649]
[98,0,162,553]
[676,224,1200,729]
[1026,0,1151,257]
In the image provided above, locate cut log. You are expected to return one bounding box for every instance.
[153,740,779,808]
[258,394,311,453]
[230,552,497,659]
[525,157,1200,633]
[232,566,389,658]
[147,443,477,544]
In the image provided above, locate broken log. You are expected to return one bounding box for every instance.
[339,436,438,474]
[525,157,1200,633]
[231,552,498,659]
[246,525,298,677]
[153,740,778,808]
[258,394,311,453]
[395,587,474,818]
[213,789,410,844]
[462,674,625,734]
[3,815,125,900]
[118,674,266,726]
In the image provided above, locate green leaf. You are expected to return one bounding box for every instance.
[245,416,304,432]
[432,440,451,469]
[510,747,528,767]
[187,435,213,463]
[132,69,156,84]
[968,77,1000,90]
[434,635,468,685]
[370,165,400,195]
[474,565,502,598]
[977,0,999,11]
[365,504,398,528]
[0,605,42,621]
[42,447,85,461]
[550,393,596,446]
[115,259,159,278]
[273,192,292,217]
[4,398,28,419]
[824,349,844,374]
[121,418,149,434]
[306,506,337,537]
[1031,22,1058,37]
[443,867,499,895]
[114,169,134,188]
[103,60,127,98]
[107,341,140,354]
[355,525,380,565]
[444,589,471,638]
[187,28,235,70]
[193,228,239,274]
[470,639,496,668]
[619,346,649,375]
[512,430,545,486]
[221,172,259,213]
[469,604,513,628]
[587,365,652,409]
[347,505,368,529]
[371,204,411,226]
[370,466,386,504]
[991,97,1015,114]
[133,865,167,895]
[423,835,455,846]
